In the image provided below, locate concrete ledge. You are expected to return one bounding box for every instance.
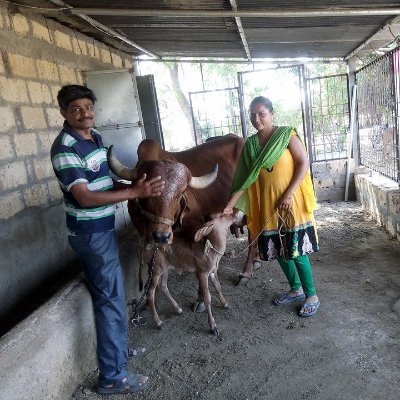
[355,169,400,240]
[0,228,141,400]
[0,279,96,400]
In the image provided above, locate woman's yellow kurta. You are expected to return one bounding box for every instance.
[231,127,319,261]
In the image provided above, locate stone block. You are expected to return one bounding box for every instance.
[0,135,14,160]
[38,131,56,154]
[8,54,37,79]
[100,47,112,64]
[112,52,123,68]
[46,108,63,128]
[11,13,29,36]
[21,107,47,130]
[0,55,4,74]
[71,36,88,56]
[0,77,29,103]
[58,65,76,84]
[33,157,53,180]
[27,82,52,104]
[123,58,133,70]
[23,183,49,207]
[13,132,38,156]
[0,190,25,219]
[0,160,28,191]
[386,216,398,238]
[54,30,72,52]
[0,106,16,131]
[388,191,400,214]
[50,85,61,104]
[48,179,62,202]
[37,60,60,82]
[317,178,334,188]
[31,19,52,42]
[86,41,96,58]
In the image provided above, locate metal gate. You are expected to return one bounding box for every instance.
[305,73,350,161]
[356,50,400,182]
[189,87,243,145]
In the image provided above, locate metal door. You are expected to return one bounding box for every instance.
[85,69,145,168]
[136,74,165,148]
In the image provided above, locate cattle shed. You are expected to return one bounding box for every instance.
[0,1,399,399]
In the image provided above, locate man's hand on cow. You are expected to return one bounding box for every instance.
[129,173,165,199]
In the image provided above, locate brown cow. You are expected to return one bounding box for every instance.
[108,136,259,331]
[108,135,243,242]
[141,212,237,335]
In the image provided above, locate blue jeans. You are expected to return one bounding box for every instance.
[68,230,128,384]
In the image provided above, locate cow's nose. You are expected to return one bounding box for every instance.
[152,231,171,243]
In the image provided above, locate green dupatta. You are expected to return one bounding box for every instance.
[231,126,316,215]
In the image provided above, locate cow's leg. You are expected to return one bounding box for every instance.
[239,231,259,281]
[193,285,207,313]
[209,271,228,309]
[158,270,183,315]
[147,269,164,330]
[196,271,218,335]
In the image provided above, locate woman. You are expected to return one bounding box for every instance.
[224,96,320,317]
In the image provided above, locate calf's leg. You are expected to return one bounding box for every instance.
[196,271,218,335]
[147,269,164,329]
[209,271,228,308]
[158,270,183,315]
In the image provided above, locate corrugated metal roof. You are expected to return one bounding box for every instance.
[11,0,400,61]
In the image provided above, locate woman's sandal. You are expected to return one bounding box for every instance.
[299,301,320,317]
[97,372,149,395]
[273,292,305,305]
[127,345,146,359]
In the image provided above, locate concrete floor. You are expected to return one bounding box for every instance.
[72,201,400,400]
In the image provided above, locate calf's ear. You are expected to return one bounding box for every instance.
[194,222,214,242]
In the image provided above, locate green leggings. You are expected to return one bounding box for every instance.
[277,255,316,297]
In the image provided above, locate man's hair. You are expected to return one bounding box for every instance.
[57,84,97,110]
[249,96,274,113]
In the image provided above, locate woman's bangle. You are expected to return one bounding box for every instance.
[226,204,234,208]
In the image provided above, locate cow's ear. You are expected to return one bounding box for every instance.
[194,222,214,242]
[178,195,190,227]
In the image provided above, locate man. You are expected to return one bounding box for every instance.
[51,84,164,395]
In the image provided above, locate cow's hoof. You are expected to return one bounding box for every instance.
[175,308,183,315]
[157,323,164,330]
[193,301,206,313]
[222,303,229,309]
[210,327,220,336]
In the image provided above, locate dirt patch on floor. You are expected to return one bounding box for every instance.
[72,202,400,400]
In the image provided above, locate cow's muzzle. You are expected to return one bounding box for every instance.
[152,231,172,244]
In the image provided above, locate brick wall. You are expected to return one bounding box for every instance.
[0,3,133,220]
[0,0,135,328]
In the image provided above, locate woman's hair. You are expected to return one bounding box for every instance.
[57,84,97,110]
[249,96,274,113]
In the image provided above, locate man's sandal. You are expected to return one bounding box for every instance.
[127,345,146,359]
[97,372,149,395]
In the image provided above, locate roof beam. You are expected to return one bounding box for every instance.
[229,0,251,61]
[40,0,161,58]
[345,16,400,60]
[58,7,400,18]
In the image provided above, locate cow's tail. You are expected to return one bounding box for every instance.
[139,260,144,292]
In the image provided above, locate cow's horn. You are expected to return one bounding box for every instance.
[188,164,218,189]
[107,145,137,181]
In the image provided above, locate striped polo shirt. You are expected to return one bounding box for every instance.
[51,121,115,235]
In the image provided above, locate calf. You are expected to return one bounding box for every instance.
[140,213,237,335]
